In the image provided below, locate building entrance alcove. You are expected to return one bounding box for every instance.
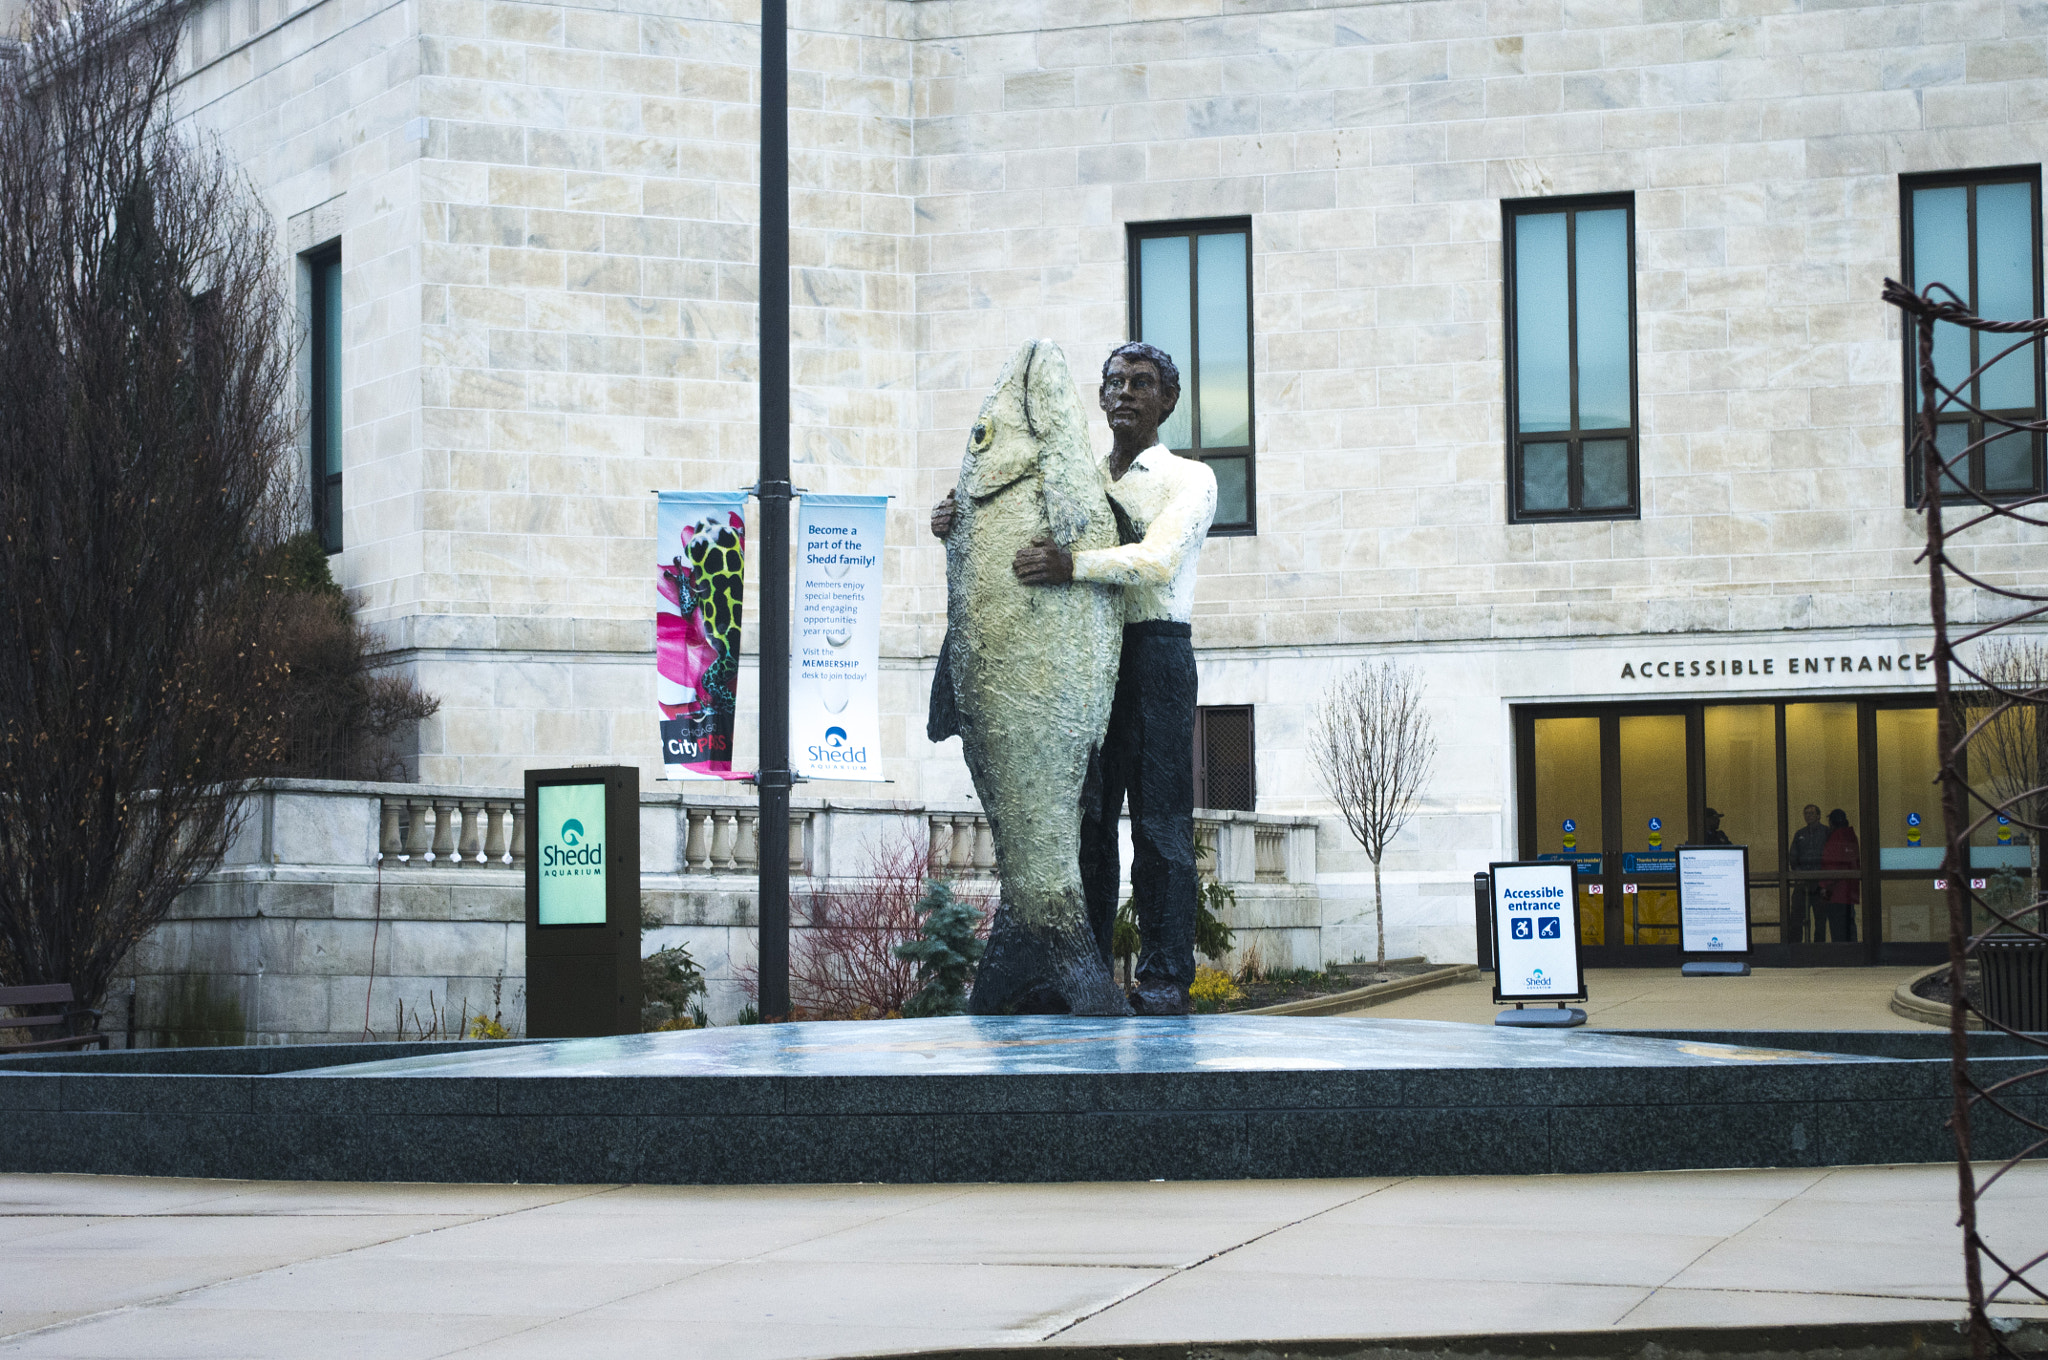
[1514,695,2002,967]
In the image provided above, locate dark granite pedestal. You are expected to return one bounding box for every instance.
[2,1016,2040,1185]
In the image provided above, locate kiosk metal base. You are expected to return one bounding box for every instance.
[1682,960,1752,977]
[1494,1006,1587,1028]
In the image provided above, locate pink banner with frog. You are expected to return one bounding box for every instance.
[656,490,748,780]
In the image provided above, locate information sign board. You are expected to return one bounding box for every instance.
[1489,860,1586,1004]
[1677,844,1751,955]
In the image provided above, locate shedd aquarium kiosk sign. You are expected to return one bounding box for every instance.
[524,765,640,1038]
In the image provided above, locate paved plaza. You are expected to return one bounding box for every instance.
[1343,966,1933,1031]
[4,1161,2044,1359]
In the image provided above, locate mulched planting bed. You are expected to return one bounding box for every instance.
[1217,959,1446,1012]
[1912,962,1979,1010]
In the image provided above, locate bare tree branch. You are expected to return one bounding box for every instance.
[1310,659,1438,968]
[0,0,297,1011]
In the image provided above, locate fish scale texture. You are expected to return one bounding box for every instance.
[943,340,1129,1016]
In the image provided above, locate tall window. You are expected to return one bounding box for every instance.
[1901,168,2045,501]
[1503,195,1639,521]
[307,246,342,553]
[1195,705,1255,811]
[1128,219,1254,534]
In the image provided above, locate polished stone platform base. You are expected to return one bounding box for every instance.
[3,1017,2042,1185]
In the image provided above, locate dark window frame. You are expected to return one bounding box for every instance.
[1898,165,2047,505]
[1127,216,1257,537]
[306,243,343,555]
[1501,192,1642,523]
[1194,704,1256,812]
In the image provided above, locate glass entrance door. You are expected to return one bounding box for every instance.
[1518,693,1948,965]
[1617,714,1689,944]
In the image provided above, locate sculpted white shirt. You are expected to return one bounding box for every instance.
[1069,445,1217,626]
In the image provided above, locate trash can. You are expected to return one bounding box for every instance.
[1978,934,2048,1032]
[1473,871,1491,972]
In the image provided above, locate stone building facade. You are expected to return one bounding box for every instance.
[166,0,2048,967]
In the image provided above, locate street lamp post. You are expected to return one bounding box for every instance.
[754,0,791,1019]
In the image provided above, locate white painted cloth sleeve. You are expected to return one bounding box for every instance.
[1070,460,1217,589]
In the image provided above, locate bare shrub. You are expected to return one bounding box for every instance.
[741,829,992,1020]
[0,0,302,1009]
[261,533,438,781]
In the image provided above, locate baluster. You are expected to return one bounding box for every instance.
[1255,827,1284,882]
[509,802,527,865]
[711,811,739,870]
[378,799,403,861]
[949,815,974,874]
[787,813,806,873]
[973,817,996,877]
[928,817,953,875]
[432,798,460,866]
[458,799,485,866]
[483,800,509,866]
[403,797,432,861]
[736,812,761,872]
[684,809,711,872]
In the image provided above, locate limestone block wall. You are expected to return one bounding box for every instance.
[906,0,2048,652]
[113,780,1323,1045]
[152,0,2048,928]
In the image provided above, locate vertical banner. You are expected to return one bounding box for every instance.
[656,491,750,780]
[791,494,886,781]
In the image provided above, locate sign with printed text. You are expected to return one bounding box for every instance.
[1490,861,1586,1003]
[1677,845,1751,955]
[791,494,886,782]
[535,781,608,926]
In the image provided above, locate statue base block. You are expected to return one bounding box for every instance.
[4,1017,2037,1185]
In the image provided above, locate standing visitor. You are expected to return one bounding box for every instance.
[1818,808,1861,942]
[1788,802,1829,943]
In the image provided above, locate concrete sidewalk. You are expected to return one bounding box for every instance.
[3,1163,2042,1358]
[1343,966,1932,1030]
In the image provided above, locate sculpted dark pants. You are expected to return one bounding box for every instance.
[1081,622,1198,995]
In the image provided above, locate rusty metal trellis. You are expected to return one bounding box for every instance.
[1883,277,2048,1359]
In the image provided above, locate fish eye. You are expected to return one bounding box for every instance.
[970,422,989,448]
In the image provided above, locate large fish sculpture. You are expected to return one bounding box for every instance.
[931,339,1129,1015]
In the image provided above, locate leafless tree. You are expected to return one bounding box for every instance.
[0,0,299,1012]
[1960,637,2047,933]
[1311,659,1438,970]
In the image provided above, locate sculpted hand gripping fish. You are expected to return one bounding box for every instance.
[940,340,1130,1016]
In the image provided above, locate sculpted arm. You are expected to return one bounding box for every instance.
[1068,466,1218,588]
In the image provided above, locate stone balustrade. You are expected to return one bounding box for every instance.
[925,813,997,879]
[112,779,1324,1047]
[371,792,812,875]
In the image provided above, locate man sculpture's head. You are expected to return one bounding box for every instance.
[1099,341,1180,449]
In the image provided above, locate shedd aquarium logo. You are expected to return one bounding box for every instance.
[808,724,868,768]
[541,817,604,877]
[1523,967,1555,990]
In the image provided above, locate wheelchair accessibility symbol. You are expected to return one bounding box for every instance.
[1538,917,1561,939]
[1511,919,1533,939]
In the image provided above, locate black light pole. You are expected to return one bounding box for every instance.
[755,0,791,1019]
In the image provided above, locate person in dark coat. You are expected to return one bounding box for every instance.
[1817,807,1860,942]
[1787,802,1829,943]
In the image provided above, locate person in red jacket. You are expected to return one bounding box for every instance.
[1818,808,1860,943]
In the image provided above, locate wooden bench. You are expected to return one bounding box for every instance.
[0,983,108,1054]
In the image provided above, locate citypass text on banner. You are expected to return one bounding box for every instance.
[792,494,886,782]
[656,490,749,780]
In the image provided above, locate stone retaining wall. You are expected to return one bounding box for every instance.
[114,779,1324,1044]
